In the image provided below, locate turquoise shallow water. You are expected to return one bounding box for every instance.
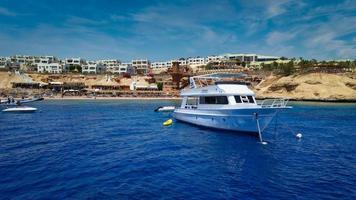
[0,100,355,199]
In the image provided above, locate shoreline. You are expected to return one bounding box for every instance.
[41,96,356,103]
[44,96,182,100]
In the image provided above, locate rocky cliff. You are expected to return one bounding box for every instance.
[254,73,356,101]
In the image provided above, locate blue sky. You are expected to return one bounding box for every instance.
[0,0,355,61]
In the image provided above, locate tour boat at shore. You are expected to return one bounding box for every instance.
[173,74,291,142]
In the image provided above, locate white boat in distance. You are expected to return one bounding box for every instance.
[155,106,176,112]
[2,106,37,113]
[173,73,291,142]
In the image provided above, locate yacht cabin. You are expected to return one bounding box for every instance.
[179,83,259,109]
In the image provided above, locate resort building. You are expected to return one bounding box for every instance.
[8,55,59,72]
[82,61,105,74]
[132,59,150,75]
[37,63,63,73]
[206,55,223,63]
[187,57,206,67]
[221,53,258,62]
[65,57,84,66]
[64,58,85,72]
[118,62,134,74]
[177,58,187,66]
[151,61,170,73]
[151,58,189,74]
[0,57,10,70]
[98,59,121,74]
[10,55,58,64]
[221,53,280,63]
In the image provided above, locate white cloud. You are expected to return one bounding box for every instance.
[262,0,356,59]
[299,13,356,59]
[266,1,289,18]
[266,31,297,45]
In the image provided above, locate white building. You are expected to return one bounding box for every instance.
[151,61,170,74]
[118,62,134,74]
[10,55,58,64]
[37,63,63,73]
[0,57,10,70]
[177,58,187,66]
[64,57,85,72]
[187,57,206,67]
[151,61,170,69]
[82,61,105,74]
[221,53,258,62]
[9,55,59,71]
[206,55,223,63]
[65,57,84,66]
[220,53,279,63]
[98,59,121,74]
[151,58,189,74]
[132,59,150,75]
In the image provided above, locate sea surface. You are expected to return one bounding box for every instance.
[0,100,355,199]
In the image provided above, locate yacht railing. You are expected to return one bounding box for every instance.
[189,75,220,89]
[258,98,290,108]
[189,73,248,89]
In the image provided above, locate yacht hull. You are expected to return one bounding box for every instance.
[173,108,280,133]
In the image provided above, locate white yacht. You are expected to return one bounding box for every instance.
[173,74,291,142]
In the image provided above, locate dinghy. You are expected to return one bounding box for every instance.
[154,106,176,112]
[2,107,37,113]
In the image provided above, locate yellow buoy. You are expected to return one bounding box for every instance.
[163,119,173,126]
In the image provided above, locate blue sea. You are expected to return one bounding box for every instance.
[0,100,355,199]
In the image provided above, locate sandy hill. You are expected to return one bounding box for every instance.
[255,73,356,101]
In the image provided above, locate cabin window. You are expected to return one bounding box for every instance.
[186,97,198,105]
[234,96,242,103]
[199,96,228,104]
[184,97,198,109]
[236,95,255,103]
[241,96,249,103]
[247,96,255,103]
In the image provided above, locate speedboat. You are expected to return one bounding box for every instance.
[155,106,176,112]
[172,73,291,142]
[2,106,37,113]
[0,97,44,106]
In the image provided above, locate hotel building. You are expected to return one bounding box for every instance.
[0,57,10,70]
[221,53,279,63]
[132,59,150,75]
[118,62,134,74]
[187,57,206,67]
[82,61,105,74]
[151,58,188,74]
[206,55,223,63]
[64,57,85,72]
[98,59,121,74]
[37,63,63,73]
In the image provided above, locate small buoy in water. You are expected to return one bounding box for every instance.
[296,133,302,139]
[163,119,173,126]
